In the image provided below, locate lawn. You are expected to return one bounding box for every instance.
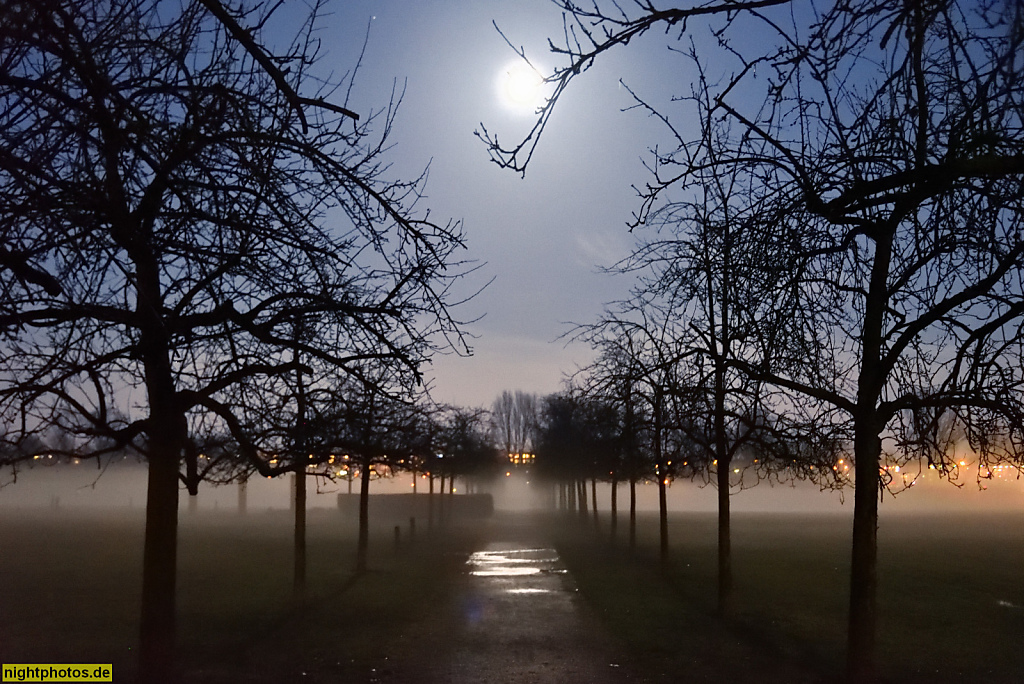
[552,509,1024,683]
[0,505,482,683]
[2,504,1022,683]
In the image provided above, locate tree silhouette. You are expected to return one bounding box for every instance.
[0,1,469,681]
[484,1,1024,678]
[693,4,1024,676]
[578,314,694,560]
[321,370,425,572]
[436,404,498,492]
[490,390,539,460]
[607,72,843,611]
[576,335,650,544]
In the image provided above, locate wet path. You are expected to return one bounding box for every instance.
[422,518,632,684]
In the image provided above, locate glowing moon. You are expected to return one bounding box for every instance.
[498,61,545,113]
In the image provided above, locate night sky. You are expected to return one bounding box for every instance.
[304,0,681,408]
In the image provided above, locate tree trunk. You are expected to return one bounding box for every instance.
[428,473,435,529]
[139,445,180,684]
[655,391,668,562]
[356,459,371,572]
[438,472,446,523]
[847,227,892,682]
[717,453,732,614]
[591,478,598,525]
[578,479,588,521]
[657,474,668,563]
[136,245,185,684]
[629,476,637,549]
[848,418,882,681]
[709,333,735,611]
[293,468,306,596]
[610,475,618,534]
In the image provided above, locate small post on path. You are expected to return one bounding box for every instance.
[394,525,401,549]
[409,516,416,542]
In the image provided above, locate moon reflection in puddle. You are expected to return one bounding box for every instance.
[466,547,563,578]
[470,567,542,577]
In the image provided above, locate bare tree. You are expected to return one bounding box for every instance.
[436,404,498,492]
[0,1,469,681]
[575,334,641,541]
[312,366,425,573]
[490,390,539,458]
[675,4,1024,677]
[578,313,695,561]
[485,1,1024,679]
[609,68,846,612]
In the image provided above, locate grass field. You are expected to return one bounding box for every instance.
[1,505,1022,683]
[0,506,482,683]
[552,509,1024,683]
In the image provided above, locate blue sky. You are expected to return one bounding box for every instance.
[290,0,682,408]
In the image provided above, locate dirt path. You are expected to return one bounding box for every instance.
[407,515,635,683]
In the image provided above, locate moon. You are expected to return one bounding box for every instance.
[498,61,545,113]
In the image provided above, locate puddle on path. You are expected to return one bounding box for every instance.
[465,546,568,589]
[444,537,627,683]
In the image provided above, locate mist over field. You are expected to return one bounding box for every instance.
[3,460,1020,516]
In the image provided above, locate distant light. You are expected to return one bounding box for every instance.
[506,472,511,477]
